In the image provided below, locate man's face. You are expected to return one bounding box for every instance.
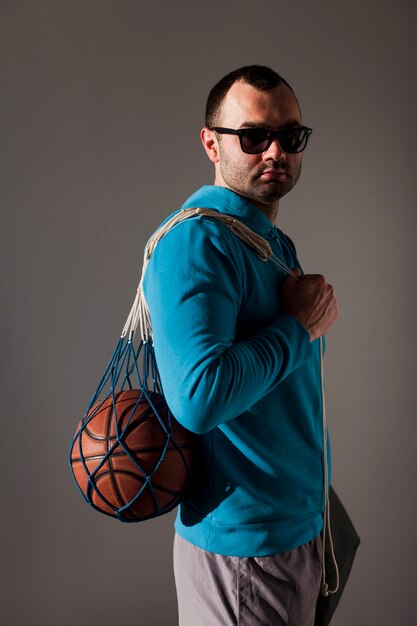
[210,81,303,212]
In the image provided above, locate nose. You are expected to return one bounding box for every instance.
[262,137,286,162]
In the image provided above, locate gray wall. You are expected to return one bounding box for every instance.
[1,1,416,625]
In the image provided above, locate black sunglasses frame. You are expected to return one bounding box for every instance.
[211,125,313,154]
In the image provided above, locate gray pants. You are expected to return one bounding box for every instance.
[173,533,322,626]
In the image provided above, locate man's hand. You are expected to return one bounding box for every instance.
[281,268,339,341]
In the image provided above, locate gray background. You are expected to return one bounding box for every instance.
[1,1,416,625]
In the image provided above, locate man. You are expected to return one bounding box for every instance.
[143,65,338,625]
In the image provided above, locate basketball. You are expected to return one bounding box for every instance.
[70,389,194,521]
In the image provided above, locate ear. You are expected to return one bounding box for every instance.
[200,127,220,163]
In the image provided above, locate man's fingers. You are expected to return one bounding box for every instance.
[281,270,339,340]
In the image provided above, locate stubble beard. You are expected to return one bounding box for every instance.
[218,156,302,207]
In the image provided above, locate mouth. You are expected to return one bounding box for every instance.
[259,168,287,180]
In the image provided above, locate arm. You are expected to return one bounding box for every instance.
[143,217,311,434]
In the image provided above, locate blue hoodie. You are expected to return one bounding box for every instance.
[143,185,329,557]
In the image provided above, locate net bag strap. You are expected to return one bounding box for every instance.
[121,205,339,592]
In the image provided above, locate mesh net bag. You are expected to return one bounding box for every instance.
[69,216,199,522]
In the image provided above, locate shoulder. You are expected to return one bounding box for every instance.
[150,210,244,262]
[143,211,246,304]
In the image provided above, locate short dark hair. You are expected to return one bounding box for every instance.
[205,65,296,128]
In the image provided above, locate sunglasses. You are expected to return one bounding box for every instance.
[211,125,313,155]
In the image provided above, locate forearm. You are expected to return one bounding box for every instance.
[151,313,310,433]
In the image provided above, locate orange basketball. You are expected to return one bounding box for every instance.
[70,389,194,521]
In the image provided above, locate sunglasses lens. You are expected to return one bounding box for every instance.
[238,127,310,154]
[280,127,307,153]
[239,129,270,154]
